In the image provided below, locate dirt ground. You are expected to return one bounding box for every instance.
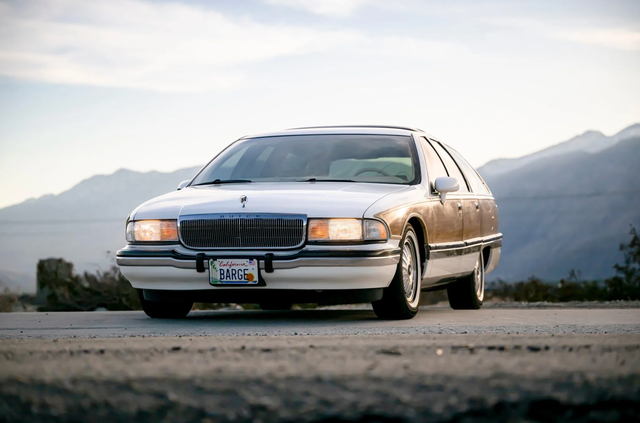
[1,333,639,422]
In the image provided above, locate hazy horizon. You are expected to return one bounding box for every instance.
[1,0,639,209]
[1,120,638,210]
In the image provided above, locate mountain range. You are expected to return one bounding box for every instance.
[0,167,200,291]
[1,124,638,291]
[479,124,640,178]
[478,126,640,282]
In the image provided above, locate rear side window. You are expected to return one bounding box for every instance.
[444,146,491,195]
[431,141,470,193]
[419,137,447,192]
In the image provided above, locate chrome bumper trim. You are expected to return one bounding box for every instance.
[485,246,501,274]
[117,255,400,270]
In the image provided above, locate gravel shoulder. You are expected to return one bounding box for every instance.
[2,308,639,339]
[1,333,638,381]
[1,308,639,422]
[1,333,639,422]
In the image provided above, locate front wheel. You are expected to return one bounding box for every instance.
[447,250,485,310]
[372,226,422,320]
[138,290,193,318]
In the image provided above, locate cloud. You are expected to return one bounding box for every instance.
[0,0,360,92]
[550,28,640,51]
[372,36,475,61]
[263,0,372,17]
[483,16,640,52]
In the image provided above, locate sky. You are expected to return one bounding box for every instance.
[0,0,639,209]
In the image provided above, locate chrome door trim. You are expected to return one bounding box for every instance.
[428,241,466,251]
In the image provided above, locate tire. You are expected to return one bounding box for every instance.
[138,290,193,318]
[447,250,485,310]
[259,302,293,311]
[372,226,422,320]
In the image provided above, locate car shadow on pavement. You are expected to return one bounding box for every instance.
[183,309,380,322]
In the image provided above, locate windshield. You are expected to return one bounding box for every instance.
[191,134,418,186]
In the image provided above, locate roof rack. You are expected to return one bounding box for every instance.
[287,125,424,132]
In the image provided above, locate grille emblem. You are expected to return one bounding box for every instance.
[240,195,248,208]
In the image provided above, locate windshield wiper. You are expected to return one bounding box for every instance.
[192,179,252,186]
[304,178,358,183]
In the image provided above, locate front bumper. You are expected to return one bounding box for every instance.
[117,243,400,291]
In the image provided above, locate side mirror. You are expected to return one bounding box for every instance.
[177,180,190,190]
[434,177,459,204]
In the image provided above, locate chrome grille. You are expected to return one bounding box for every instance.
[179,214,306,249]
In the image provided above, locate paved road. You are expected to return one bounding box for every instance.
[1,307,639,338]
[1,308,639,422]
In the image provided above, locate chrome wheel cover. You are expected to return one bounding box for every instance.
[401,233,420,306]
[474,255,485,302]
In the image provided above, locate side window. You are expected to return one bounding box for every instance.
[431,141,470,193]
[420,137,448,192]
[444,146,491,195]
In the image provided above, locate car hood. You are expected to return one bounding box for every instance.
[131,182,408,220]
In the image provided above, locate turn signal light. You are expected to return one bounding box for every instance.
[364,220,388,240]
[308,219,330,240]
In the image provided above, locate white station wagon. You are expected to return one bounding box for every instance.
[117,126,501,319]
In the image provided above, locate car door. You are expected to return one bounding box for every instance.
[430,140,484,274]
[443,144,498,236]
[434,142,485,273]
[417,137,464,284]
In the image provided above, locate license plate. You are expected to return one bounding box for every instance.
[209,259,259,285]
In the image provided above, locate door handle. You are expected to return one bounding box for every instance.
[475,202,480,210]
[457,203,462,211]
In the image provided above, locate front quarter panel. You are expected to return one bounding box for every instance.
[363,185,426,240]
[130,190,188,221]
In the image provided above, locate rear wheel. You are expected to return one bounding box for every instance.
[259,302,293,311]
[447,250,484,310]
[138,290,193,318]
[372,226,421,320]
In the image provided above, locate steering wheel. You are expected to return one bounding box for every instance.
[354,168,390,177]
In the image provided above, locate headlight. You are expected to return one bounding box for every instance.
[308,219,388,241]
[126,220,178,242]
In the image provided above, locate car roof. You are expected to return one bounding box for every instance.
[241,125,438,139]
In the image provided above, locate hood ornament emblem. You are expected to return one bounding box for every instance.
[240,195,248,208]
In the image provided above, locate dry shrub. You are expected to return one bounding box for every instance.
[487,226,640,302]
[0,289,20,313]
[38,262,141,312]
